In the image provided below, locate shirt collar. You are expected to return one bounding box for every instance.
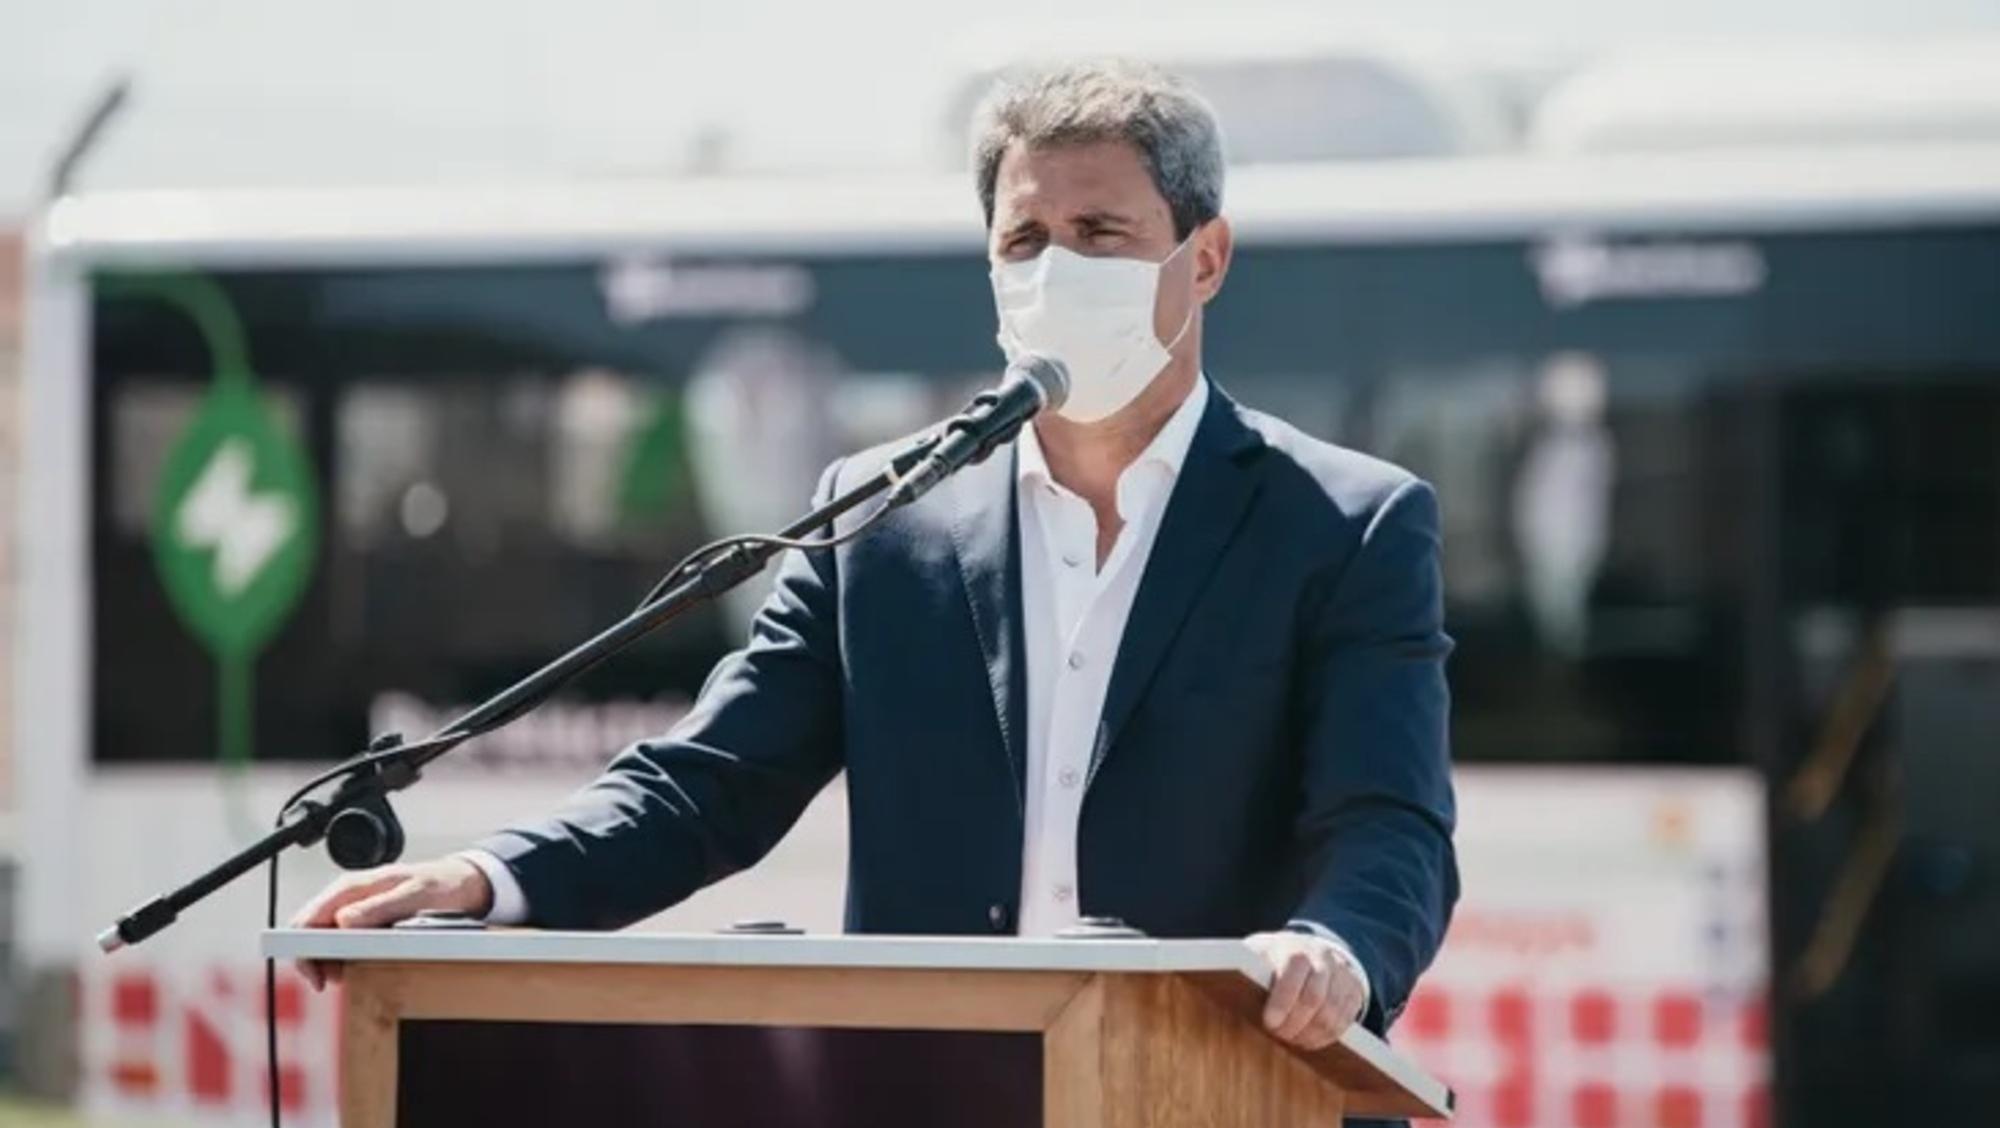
[1017,373,1210,520]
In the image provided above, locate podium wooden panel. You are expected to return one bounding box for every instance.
[265,930,1452,1127]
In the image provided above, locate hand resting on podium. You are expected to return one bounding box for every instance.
[288,856,493,989]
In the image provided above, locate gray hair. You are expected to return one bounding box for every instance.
[971,59,1225,240]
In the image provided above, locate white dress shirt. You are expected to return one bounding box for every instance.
[1012,375,1208,936]
[464,374,1366,1015]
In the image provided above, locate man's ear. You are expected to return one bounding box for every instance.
[1192,216,1233,305]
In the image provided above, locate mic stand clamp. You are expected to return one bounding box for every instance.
[320,733,414,871]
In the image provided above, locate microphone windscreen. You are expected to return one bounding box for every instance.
[1014,354,1070,413]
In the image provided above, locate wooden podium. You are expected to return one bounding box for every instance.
[265,929,1452,1127]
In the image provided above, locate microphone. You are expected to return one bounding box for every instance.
[887,355,1069,508]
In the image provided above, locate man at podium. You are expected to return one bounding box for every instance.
[295,58,1458,1057]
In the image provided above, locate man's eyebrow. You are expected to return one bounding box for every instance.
[1074,208,1137,227]
[997,216,1043,240]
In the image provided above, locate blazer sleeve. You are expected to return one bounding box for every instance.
[471,462,849,930]
[1289,476,1460,1033]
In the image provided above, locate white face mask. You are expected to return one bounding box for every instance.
[989,236,1196,423]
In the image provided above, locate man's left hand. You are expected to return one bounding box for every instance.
[1245,930,1368,1050]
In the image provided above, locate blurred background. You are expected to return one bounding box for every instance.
[3,1,1999,1126]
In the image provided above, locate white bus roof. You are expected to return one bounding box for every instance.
[1535,41,2000,154]
[39,142,2000,270]
[932,24,1516,164]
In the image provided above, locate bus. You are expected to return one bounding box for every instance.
[18,140,2000,1125]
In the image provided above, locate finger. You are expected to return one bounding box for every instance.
[1299,994,1355,1050]
[288,882,347,930]
[1330,980,1366,1030]
[1302,981,1365,1049]
[291,871,400,929]
[1263,952,1311,1031]
[332,878,428,929]
[1297,1013,1341,1051]
[289,875,364,928]
[292,958,347,993]
[1277,961,1333,1042]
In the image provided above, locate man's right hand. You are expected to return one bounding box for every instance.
[287,856,494,990]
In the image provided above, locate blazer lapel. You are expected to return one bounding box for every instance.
[1091,389,1265,784]
[947,447,1029,817]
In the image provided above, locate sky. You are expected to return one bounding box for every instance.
[4,0,2000,217]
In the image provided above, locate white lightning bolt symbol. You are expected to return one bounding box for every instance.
[176,437,298,597]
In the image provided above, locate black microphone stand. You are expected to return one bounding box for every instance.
[97,429,944,952]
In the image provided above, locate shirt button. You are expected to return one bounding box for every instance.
[1053,883,1074,902]
[987,903,1013,933]
[1058,768,1080,788]
[1066,651,1085,670]
[1061,552,1082,568]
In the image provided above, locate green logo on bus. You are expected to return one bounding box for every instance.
[153,383,317,659]
[109,272,319,774]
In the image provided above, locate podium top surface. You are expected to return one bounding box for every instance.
[263,928,1453,1120]
[264,928,1268,978]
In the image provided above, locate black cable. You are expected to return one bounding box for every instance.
[274,731,462,822]
[632,491,905,611]
[265,852,280,1128]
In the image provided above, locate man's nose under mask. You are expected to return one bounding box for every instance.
[990,237,1194,423]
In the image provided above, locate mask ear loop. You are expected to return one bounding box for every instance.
[1162,304,1195,352]
[1158,233,1199,352]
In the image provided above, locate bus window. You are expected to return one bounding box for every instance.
[1359,351,1746,767]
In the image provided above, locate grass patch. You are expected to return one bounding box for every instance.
[0,1093,86,1127]
[0,1093,197,1128]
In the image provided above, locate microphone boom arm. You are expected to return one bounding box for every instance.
[96,429,944,952]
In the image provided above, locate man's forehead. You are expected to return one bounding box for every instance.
[993,139,1167,219]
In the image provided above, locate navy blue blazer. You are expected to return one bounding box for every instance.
[479,384,1459,1033]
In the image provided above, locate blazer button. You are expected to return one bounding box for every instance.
[987,902,1013,933]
